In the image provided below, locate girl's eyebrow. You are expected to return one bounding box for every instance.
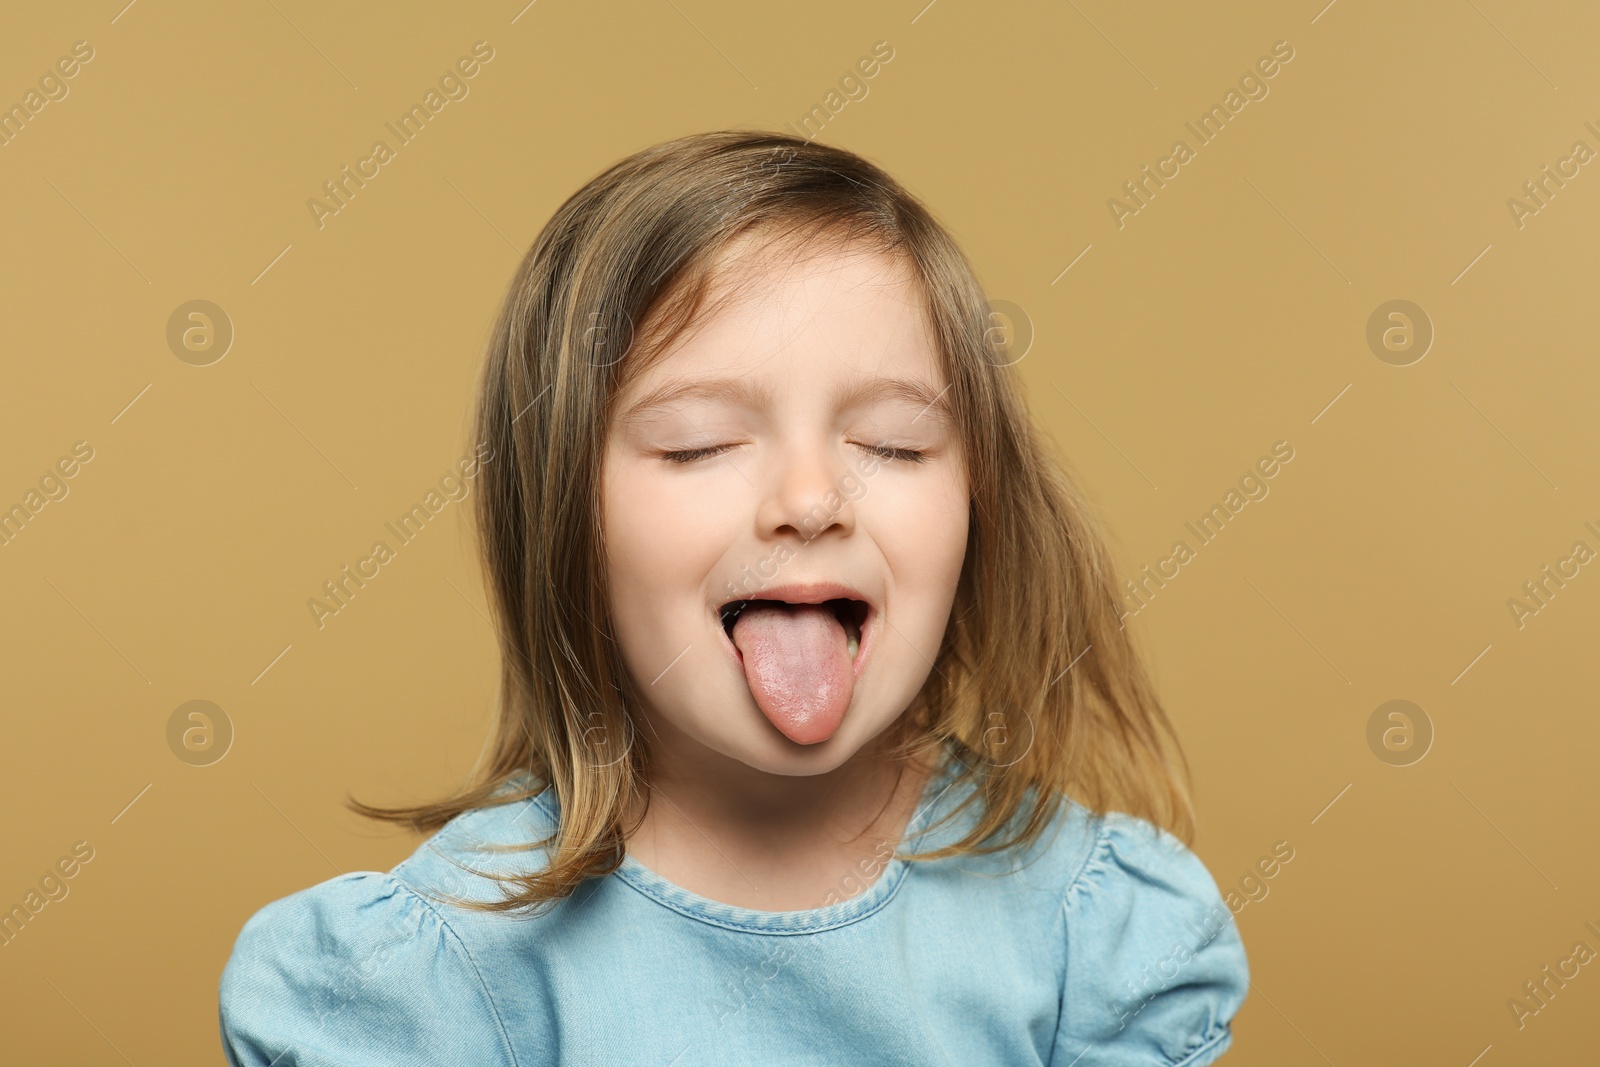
[618,375,951,424]
[835,376,952,423]
[618,377,771,423]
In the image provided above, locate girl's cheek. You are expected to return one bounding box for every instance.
[869,470,968,546]
[604,456,740,602]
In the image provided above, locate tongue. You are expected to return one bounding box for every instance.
[730,602,855,744]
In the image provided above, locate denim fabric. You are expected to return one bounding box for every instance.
[219,746,1248,1065]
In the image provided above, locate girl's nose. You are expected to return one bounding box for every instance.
[755,442,856,543]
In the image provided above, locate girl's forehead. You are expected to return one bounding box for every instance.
[627,241,937,385]
[718,231,919,306]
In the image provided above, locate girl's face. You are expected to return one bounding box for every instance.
[601,237,970,776]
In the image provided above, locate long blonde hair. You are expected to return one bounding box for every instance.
[350,129,1196,914]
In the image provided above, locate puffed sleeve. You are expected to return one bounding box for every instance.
[1051,811,1249,1067]
[218,871,514,1067]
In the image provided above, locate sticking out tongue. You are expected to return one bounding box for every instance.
[730,602,855,744]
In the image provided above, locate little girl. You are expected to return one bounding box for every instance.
[220,130,1248,1066]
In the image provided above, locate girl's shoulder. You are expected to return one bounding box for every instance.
[390,773,561,907]
[217,779,553,1066]
[910,772,1248,1065]
[1046,799,1250,1067]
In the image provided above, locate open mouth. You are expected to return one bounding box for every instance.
[719,597,869,661]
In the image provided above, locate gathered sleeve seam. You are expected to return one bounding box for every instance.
[1169,1024,1232,1066]
[1052,811,1244,1067]
[1050,812,1113,1065]
[388,873,522,1067]
[1060,810,1116,917]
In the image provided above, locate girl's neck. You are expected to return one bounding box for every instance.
[620,723,943,911]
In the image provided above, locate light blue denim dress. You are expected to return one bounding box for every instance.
[219,746,1248,1065]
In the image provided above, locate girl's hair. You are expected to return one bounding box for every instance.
[349,129,1197,914]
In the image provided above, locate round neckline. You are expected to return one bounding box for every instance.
[534,742,970,934]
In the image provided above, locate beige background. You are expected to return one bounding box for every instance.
[2,0,1598,1062]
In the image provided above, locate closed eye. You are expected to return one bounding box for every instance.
[659,442,929,464]
[857,443,929,463]
[659,443,737,464]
